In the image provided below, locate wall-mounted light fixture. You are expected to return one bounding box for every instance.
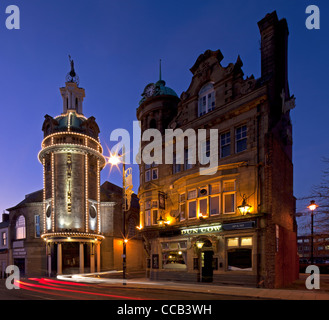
[238,195,251,216]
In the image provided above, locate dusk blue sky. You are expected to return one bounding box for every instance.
[0,0,328,232]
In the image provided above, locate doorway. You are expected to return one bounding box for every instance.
[201,250,214,282]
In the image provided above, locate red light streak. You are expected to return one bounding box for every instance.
[17,279,146,300]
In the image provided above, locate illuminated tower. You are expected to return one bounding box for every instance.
[38,57,106,275]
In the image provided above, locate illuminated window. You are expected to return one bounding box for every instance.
[241,237,253,246]
[223,181,236,214]
[145,210,151,227]
[188,201,197,219]
[2,232,7,246]
[227,238,239,247]
[227,236,253,271]
[210,196,220,215]
[16,215,26,240]
[152,210,158,225]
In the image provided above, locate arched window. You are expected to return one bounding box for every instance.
[16,215,26,240]
[198,83,215,116]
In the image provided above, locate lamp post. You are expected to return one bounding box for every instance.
[308,200,318,264]
[107,146,128,285]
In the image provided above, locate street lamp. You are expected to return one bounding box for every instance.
[308,200,318,265]
[107,146,128,285]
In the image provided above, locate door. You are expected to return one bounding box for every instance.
[201,250,214,282]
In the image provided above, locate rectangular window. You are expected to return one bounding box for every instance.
[152,168,158,180]
[35,215,41,238]
[223,180,235,192]
[227,238,239,247]
[199,198,208,216]
[145,210,151,226]
[145,201,151,210]
[200,140,210,164]
[145,170,151,182]
[173,153,181,174]
[210,196,220,215]
[179,203,186,221]
[241,237,253,246]
[187,189,197,200]
[152,210,158,225]
[184,148,194,170]
[211,183,220,195]
[2,232,7,246]
[220,132,231,158]
[236,125,247,153]
[179,193,186,221]
[224,193,235,214]
[188,200,197,219]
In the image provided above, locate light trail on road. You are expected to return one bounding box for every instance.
[16,278,148,300]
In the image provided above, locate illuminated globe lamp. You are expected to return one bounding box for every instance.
[238,195,252,216]
[157,215,166,227]
[196,241,205,249]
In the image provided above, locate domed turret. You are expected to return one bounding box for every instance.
[137,60,180,134]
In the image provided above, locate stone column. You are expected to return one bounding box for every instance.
[79,243,84,274]
[96,242,101,272]
[57,243,62,275]
[90,243,95,273]
[47,243,51,277]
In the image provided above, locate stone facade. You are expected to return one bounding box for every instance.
[136,11,298,288]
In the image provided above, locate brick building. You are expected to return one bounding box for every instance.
[136,11,298,288]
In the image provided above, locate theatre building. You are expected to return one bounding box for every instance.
[6,61,143,277]
[136,11,299,288]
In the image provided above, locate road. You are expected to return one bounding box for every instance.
[0,278,264,300]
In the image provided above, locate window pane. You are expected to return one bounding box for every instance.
[241,237,253,246]
[228,248,252,271]
[237,139,247,153]
[179,203,186,221]
[35,215,41,238]
[224,194,235,213]
[187,190,197,200]
[236,125,247,153]
[227,238,239,247]
[152,168,158,180]
[210,196,220,215]
[199,198,207,216]
[145,210,151,226]
[163,251,187,270]
[223,181,235,192]
[211,184,220,194]
[188,201,197,218]
[152,210,158,225]
[145,170,151,182]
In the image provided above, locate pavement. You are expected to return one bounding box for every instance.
[58,272,329,300]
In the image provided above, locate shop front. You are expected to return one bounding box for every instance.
[147,218,261,286]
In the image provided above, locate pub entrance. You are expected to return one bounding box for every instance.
[201,250,214,282]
